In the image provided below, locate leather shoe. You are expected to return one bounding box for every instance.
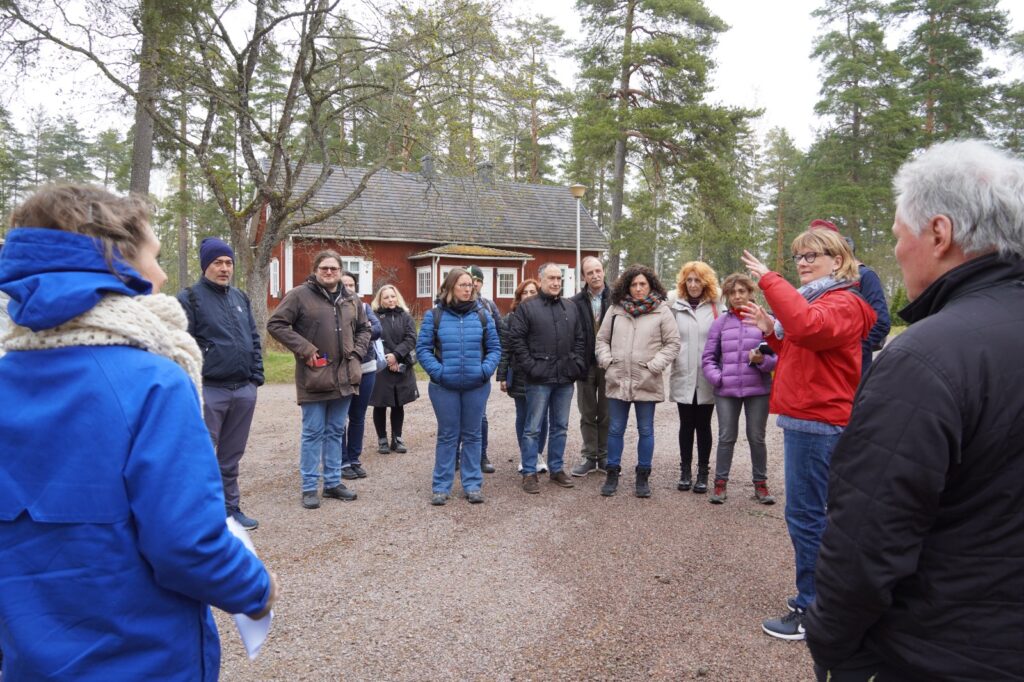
[481,457,496,474]
[323,484,357,501]
[549,470,575,488]
[522,473,540,494]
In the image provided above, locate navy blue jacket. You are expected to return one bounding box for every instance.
[177,277,264,387]
[857,264,891,373]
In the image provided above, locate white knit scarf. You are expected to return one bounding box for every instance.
[2,293,204,401]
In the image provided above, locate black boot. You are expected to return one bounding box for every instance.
[693,471,709,494]
[377,437,390,454]
[600,465,621,497]
[635,466,651,498]
[678,457,692,491]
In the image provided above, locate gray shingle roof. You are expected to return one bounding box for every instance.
[281,164,606,251]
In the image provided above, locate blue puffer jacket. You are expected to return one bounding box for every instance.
[0,228,271,681]
[416,303,501,390]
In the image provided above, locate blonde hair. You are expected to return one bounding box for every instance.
[371,284,408,311]
[438,268,477,306]
[676,261,720,303]
[791,229,859,282]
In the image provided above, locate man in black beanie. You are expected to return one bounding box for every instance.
[177,237,265,530]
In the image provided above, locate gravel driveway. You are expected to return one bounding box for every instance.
[217,381,814,681]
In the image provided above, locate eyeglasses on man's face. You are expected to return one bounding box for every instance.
[318,266,340,272]
[792,252,827,264]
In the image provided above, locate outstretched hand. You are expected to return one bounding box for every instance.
[740,302,774,335]
[741,250,770,281]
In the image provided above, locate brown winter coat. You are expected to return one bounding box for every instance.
[267,277,371,404]
[595,301,681,403]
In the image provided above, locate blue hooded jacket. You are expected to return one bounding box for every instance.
[0,228,271,680]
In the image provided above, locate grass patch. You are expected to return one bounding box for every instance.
[264,351,295,384]
[263,350,430,383]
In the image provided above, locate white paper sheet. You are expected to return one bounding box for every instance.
[226,516,273,659]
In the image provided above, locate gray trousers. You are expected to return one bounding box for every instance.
[203,383,258,510]
[713,394,770,482]
[576,365,608,460]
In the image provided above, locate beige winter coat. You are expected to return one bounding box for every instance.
[595,301,681,402]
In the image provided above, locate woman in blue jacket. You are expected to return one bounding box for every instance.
[416,267,501,505]
[0,185,275,681]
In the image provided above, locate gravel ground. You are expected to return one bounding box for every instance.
[217,381,814,681]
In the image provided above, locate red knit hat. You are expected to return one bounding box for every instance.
[809,219,839,232]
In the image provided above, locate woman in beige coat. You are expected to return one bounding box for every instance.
[595,264,681,497]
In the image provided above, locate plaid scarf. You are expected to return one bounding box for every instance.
[621,292,663,317]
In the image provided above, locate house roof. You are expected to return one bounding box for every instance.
[409,244,534,260]
[282,164,606,251]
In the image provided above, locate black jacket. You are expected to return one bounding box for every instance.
[806,254,1024,680]
[507,291,586,385]
[571,284,611,369]
[177,277,264,387]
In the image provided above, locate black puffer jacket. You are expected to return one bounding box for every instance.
[806,254,1024,680]
[507,291,586,385]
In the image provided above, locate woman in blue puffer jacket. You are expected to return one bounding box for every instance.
[701,273,778,505]
[416,267,501,506]
[0,184,275,681]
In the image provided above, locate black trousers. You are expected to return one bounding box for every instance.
[677,396,714,474]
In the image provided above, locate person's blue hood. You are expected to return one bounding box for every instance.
[0,227,151,331]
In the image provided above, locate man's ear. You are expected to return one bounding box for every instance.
[929,214,956,258]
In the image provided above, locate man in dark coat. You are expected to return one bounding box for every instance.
[805,139,1024,681]
[177,237,264,530]
[569,255,610,476]
[507,263,587,493]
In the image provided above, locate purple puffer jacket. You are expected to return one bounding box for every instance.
[702,311,776,398]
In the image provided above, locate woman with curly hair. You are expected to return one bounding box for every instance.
[669,261,723,494]
[594,264,680,497]
[497,278,550,472]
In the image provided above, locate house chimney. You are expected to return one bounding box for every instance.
[420,155,436,180]
[476,161,494,184]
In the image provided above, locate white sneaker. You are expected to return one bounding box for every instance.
[537,455,549,474]
[517,461,524,473]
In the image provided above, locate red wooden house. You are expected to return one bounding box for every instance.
[263,161,605,316]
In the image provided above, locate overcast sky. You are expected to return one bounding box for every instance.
[512,0,1024,150]
[6,0,1023,155]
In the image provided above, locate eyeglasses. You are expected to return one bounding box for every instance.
[318,266,340,272]
[791,252,827,264]
[455,283,475,289]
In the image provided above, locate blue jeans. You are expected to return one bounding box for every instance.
[606,399,656,469]
[342,370,376,468]
[783,428,840,609]
[300,396,353,492]
[513,395,548,457]
[521,382,574,475]
[429,381,489,494]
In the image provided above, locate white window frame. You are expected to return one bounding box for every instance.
[496,268,517,298]
[558,264,573,296]
[269,257,281,298]
[416,266,432,298]
[338,257,373,296]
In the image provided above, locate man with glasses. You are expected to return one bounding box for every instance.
[268,250,371,509]
[507,263,588,493]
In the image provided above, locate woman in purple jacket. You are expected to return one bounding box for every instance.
[701,273,777,505]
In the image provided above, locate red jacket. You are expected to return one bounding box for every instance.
[760,272,876,426]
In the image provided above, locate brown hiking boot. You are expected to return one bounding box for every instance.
[753,480,775,505]
[522,473,540,494]
[549,470,575,488]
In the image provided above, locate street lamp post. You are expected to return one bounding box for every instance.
[569,184,587,294]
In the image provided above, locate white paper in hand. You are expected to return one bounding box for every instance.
[226,516,273,659]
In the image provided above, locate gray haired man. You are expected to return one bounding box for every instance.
[806,140,1024,680]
